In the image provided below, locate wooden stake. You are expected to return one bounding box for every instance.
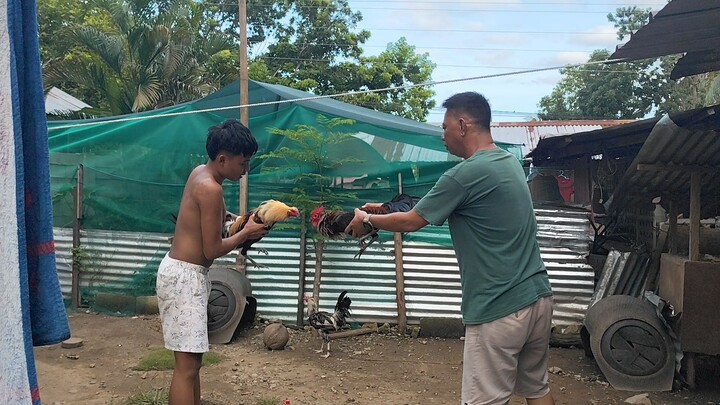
[313,239,324,306]
[394,172,407,333]
[326,327,377,340]
[689,172,701,261]
[297,213,308,326]
[71,164,84,309]
[236,0,250,271]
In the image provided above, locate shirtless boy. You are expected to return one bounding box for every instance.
[156,120,268,405]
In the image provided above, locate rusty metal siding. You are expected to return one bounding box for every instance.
[491,121,631,156]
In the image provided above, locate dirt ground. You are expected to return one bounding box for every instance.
[35,311,720,405]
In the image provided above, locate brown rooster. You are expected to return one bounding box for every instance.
[310,193,419,258]
[224,200,300,267]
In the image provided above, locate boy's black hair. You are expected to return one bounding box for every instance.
[442,92,492,131]
[206,119,258,160]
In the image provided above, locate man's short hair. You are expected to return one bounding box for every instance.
[442,92,492,131]
[206,119,258,160]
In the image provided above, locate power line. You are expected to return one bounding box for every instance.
[255,56,642,72]
[47,58,623,131]
[208,4,617,14]
[344,0,659,4]
[354,28,618,34]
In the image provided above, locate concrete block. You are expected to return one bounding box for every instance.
[135,295,159,314]
[418,317,464,338]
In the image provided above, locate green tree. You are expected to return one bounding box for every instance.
[539,49,654,119]
[42,0,236,116]
[257,116,362,303]
[39,0,437,120]
[246,1,436,120]
[539,6,713,120]
[706,73,720,105]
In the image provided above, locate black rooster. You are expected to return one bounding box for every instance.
[304,291,352,358]
[309,193,419,258]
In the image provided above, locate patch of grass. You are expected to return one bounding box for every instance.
[125,388,168,405]
[133,348,221,371]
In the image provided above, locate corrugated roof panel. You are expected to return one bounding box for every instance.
[609,112,720,213]
[490,121,631,156]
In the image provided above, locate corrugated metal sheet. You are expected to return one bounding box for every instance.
[491,121,631,156]
[608,111,720,214]
[53,205,594,326]
[535,205,595,326]
[590,249,651,308]
[611,1,720,78]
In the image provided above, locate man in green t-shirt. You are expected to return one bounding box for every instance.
[346,92,555,405]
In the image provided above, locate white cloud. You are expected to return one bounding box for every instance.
[543,51,591,67]
[571,24,619,48]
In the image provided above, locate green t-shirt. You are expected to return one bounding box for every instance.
[414,147,552,324]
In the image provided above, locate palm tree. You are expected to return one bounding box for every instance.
[43,0,235,116]
[706,73,720,105]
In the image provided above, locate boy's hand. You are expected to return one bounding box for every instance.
[242,217,269,240]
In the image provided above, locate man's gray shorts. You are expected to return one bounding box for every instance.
[462,296,553,405]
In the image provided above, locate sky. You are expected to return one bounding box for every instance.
[345,0,666,123]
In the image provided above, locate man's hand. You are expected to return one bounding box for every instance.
[344,208,372,238]
[361,202,383,210]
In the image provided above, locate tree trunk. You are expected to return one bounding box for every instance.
[313,239,324,306]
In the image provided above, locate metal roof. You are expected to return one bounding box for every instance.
[530,105,720,165]
[607,105,720,214]
[489,120,631,157]
[610,0,720,78]
[528,117,657,164]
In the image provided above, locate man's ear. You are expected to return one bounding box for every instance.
[216,153,227,164]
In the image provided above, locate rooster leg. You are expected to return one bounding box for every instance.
[321,341,331,358]
[314,332,328,353]
[243,255,268,269]
[247,247,269,256]
[354,232,379,259]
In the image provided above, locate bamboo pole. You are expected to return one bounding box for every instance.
[71,164,84,308]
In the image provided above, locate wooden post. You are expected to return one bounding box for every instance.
[394,172,407,333]
[668,199,678,255]
[313,239,324,306]
[689,172,701,261]
[236,0,250,270]
[71,164,84,308]
[297,213,308,326]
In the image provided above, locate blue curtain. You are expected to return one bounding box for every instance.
[1,0,71,403]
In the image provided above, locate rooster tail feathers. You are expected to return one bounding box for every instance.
[335,290,352,313]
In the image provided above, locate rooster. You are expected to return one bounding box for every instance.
[304,291,352,358]
[224,200,300,267]
[310,193,419,258]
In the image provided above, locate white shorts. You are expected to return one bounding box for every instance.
[156,254,211,353]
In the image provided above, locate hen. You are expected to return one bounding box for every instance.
[224,200,300,267]
[310,193,419,258]
[304,291,352,358]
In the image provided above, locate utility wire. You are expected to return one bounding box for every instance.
[47,58,623,131]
